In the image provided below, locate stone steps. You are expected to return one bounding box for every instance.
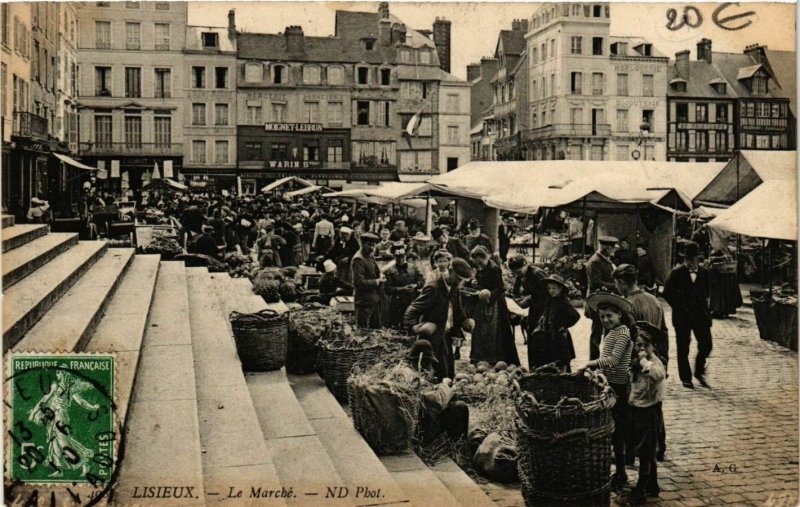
[3,240,107,351]
[2,223,48,252]
[2,232,79,289]
[12,248,135,353]
[185,267,285,506]
[430,459,496,507]
[115,261,206,506]
[2,214,15,228]
[379,453,462,507]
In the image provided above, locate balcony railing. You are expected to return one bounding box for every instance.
[12,112,48,138]
[79,142,183,156]
[526,123,611,139]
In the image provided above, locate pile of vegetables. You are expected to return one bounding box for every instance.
[452,360,520,404]
[225,252,259,279]
[141,235,183,259]
[251,268,300,303]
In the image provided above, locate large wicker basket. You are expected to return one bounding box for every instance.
[229,309,289,371]
[318,340,384,402]
[514,365,616,505]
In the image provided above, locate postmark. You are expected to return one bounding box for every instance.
[5,353,116,490]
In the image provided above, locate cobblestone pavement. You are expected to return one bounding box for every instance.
[462,300,799,506]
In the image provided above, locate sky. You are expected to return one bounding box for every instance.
[188,2,797,80]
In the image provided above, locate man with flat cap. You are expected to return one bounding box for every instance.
[351,232,384,329]
[429,226,470,267]
[586,235,619,359]
[189,224,221,259]
[663,241,713,389]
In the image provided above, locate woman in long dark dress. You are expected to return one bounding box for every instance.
[468,246,520,366]
[529,274,580,371]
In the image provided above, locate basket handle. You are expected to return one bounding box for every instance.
[230,308,279,320]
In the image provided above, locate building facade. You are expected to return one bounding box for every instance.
[524,2,667,161]
[182,12,238,191]
[76,1,187,196]
[491,20,528,160]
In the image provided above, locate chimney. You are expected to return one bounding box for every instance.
[480,57,499,82]
[285,26,304,53]
[696,38,712,63]
[511,19,528,32]
[378,18,391,47]
[744,43,766,63]
[675,50,690,78]
[467,63,481,81]
[390,23,407,45]
[227,9,236,39]
[378,2,389,20]
[433,17,452,73]
[512,19,521,31]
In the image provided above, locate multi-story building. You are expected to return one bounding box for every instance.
[666,39,793,162]
[76,1,187,195]
[56,2,79,155]
[524,2,667,161]
[182,11,238,191]
[752,45,796,148]
[467,58,500,161]
[491,20,528,160]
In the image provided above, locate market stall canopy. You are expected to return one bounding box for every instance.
[141,178,189,192]
[53,153,96,171]
[323,188,369,199]
[708,181,797,241]
[367,182,431,201]
[284,185,332,198]
[260,176,315,193]
[693,150,797,208]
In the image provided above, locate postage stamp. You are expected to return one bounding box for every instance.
[5,353,116,487]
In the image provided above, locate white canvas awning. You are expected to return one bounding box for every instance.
[54,153,96,171]
[284,185,331,198]
[708,181,797,241]
[260,176,315,193]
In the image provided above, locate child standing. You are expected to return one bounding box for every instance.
[627,324,666,505]
[578,293,635,493]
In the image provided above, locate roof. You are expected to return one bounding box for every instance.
[713,52,788,99]
[764,49,797,114]
[496,30,525,58]
[609,36,667,58]
[237,32,395,64]
[335,11,436,50]
[693,150,797,207]
[708,181,797,240]
[397,65,463,83]
[185,26,235,52]
[736,64,763,80]
[668,60,732,98]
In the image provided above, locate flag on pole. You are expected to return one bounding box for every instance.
[405,108,425,137]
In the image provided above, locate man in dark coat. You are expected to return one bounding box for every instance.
[509,255,549,337]
[497,215,515,263]
[404,258,474,381]
[663,241,713,389]
[585,235,618,360]
[189,224,221,259]
[429,227,470,266]
[636,242,656,287]
[327,226,360,284]
[464,218,494,253]
[351,232,384,329]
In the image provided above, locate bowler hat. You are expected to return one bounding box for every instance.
[598,236,619,245]
[407,339,438,364]
[680,241,701,258]
[587,292,633,314]
[451,258,473,279]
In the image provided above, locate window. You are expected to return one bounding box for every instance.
[215,141,229,164]
[676,103,688,122]
[592,73,604,95]
[642,74,654,97]
[125,22,140,50]
[447,94,460,113]
[0,64,5,118]
[327,102,343,126]
[447,125,459,144]
[570,36,582,54]
[304,101,320,123]
[592,37,603,55]
[712,82,726,94]
[1,5,8,46]
[550,39,556,58]
[571,107,582,125]
[399,49,411,63]
[401,81,422,99]
[420,51,430,64]
[380,68,391,86]
[571,4,581,15]
[245,62,263,83]
[327,140,343,163]
[271,103,286,122]
[303,141,319,162]
[215,67,228,89]
[716,104,727,123]
[192,67,205,88]
[154,68,171,98]
[755,134,769,148]
[95,66,111,96]
[356,101,370,125]
[612,42,628,56]
[95,113,112,147]
[247,105,262,124]
[155,2,170,9]
[270,142,289,160]
[272,65,285,84]
[357,67,369,85]
[540,43,546,60]
[354,141,395,166]
[192,140,206,163]
[192,103,206,125]
[154,113,171,146]
[124,114,142,148]
[532,47,537,63]
[399,151,431,172]
[95,21,111,49]
[154,23,170,50]
[752,76,767,94]
[244,142,262,160]
[676,130,688,150]
[591,145,603,160]
[380,101,390,127]
[756,102,770,117]
[214,103,229,126]
[696,131,708,152]
[616,145,630,160]
[616,109,629,131]
[715,131,727,152]
[124,67,141,98]
[328,66,343,85]
[673,81,686,93]
[125,2,140,8]
[617,74,628,96]
[303,65,321,85]
[202,32,219,48]
[570,72,582,94]
[642,109,654,129]
[695,104,707,122]
[593,5,602,17]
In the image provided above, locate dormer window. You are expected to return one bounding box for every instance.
[362,38,376,51]
[303,65,321,85]
[272,64,285,84]
[670,78,687,93]
[399,49,411,63]
[711,82,726,94]
[611,42,627,56]
[752,75,768,94]
[244,62,263,83]
[202,32,219,48]
[638,43,652,56]
[419,50,431,65]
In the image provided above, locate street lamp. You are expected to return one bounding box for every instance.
[631,121,651,160]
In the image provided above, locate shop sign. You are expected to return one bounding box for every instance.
[267,160,322,169]
[264,123,323,133]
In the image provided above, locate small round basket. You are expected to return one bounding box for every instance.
[229,309,289,371]
[514,365,617,506]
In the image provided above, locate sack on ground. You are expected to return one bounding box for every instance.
[472,431,519,483]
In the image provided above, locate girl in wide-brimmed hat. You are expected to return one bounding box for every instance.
[578,292,635,493]
[528,274,580,371]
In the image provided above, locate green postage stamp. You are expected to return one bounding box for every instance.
[5,353,116,486]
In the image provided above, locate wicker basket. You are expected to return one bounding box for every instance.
[229,309,289,371]
[318,340,384,402]
[514,365,617,506]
